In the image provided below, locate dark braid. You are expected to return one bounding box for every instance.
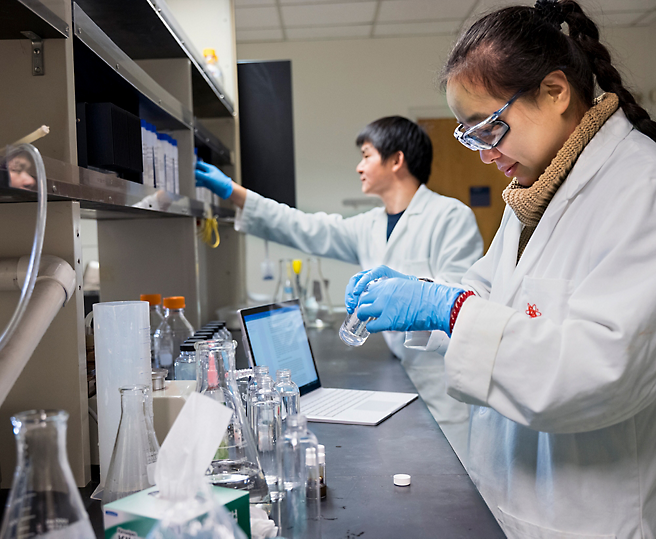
[441,0,656,142]
[560,0,656,141]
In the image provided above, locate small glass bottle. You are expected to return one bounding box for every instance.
[154,296,194,379]
[103,385,158,505]
[141,294,165,369]
[275,368,300,423]
[251,377,282,500]
[339,279,384,347]
[247,366,270,418]
[0,410,95,539]
[279,415,321,538]
[318,444,327,499]
[202,48,224,87]
[174,341,197,380]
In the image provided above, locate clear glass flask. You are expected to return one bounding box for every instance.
[278,415,321,539]
[274,259,299,302]
[251,377,282,500]
[303,257,334,329]
[103,385,158,505]
[0,410,95,539]
[154,296,194,378]
[195,340,270,504]
[275,368,300,423]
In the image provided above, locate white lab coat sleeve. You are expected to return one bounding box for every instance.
[429,204,483,285]
[234,189,362,265]
[445,180,656,434]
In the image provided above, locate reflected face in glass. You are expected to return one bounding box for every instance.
[7,154,36,190]
[356,142,395,196]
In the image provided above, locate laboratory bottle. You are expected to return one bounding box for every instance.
[202,48,224,87]
[195,340,269,504]
[0,410,95,539]
[140,293,165,368]
[154,296,194,379]
[303,257,334,329]
[275,368,300,423]
[246,366,270,419]
[279,415,321,539]
[251,376,282,500]
[103,385,158,505]
[174,341,197,380]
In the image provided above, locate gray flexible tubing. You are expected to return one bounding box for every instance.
[0,143,48,354]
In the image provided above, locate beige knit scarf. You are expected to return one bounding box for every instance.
[502,92,619,261]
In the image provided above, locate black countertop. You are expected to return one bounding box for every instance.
[304,328,503,538]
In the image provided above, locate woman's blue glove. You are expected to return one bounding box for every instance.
[195,161,234,199]
[344,265,415,314]
[356,278,464,336]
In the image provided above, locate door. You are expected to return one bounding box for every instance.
[418,118,509,252]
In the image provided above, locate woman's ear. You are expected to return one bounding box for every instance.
[540,70,571,115]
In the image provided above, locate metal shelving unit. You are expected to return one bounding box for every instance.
[73,0,234,118]
[0,0,69,40]
[194,119,231,165]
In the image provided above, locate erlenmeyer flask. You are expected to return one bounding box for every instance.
[303,257,334,329]
[0,410,95,539]
[274,259,299,302]
[196,340,270,504]
[103,385,158,505]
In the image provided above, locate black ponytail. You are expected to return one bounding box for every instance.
[441,0,656,142]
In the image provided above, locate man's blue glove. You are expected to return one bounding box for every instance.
[356,278,464,336]
[195,161,234,199]
[344,265,415,314]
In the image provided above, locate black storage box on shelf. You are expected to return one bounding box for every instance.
[77,102,143,182]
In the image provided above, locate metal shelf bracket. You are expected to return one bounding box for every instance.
[21,31,44,76]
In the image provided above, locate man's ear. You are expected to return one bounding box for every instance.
[390,151,405,173]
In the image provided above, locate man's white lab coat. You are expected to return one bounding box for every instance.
[423,111,656,537]
[235,184,483,426]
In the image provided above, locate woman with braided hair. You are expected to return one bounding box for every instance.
[345,0,656,536]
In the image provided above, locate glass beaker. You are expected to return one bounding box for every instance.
[103,385,158,505]
[303,257,334,329]
[339,306,372,346]
[251,377,282,500]
[0,410,95,539]
[278,415,321,539]
[196,340,270,504]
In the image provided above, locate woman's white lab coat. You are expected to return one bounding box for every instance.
[234,184,483,426]
[423,111,656,537]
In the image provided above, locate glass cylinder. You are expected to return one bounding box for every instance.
[339,306,372,346]
[0,410,95,539]
[275,368,300,423]
[279,415,321,539]
[251,377,282,500]
[195,340,269,504]
[103,385,158,505]
[303,257,334,329]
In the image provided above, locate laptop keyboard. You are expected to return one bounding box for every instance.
[302,389,372,418]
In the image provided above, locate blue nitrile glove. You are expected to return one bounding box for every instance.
[356,278,465,336]
[195,160,234,199]
[344,265,414,314]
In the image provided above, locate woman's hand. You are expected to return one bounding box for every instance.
[356,278,465,335]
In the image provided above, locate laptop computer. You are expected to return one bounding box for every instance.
[238,300,417,426]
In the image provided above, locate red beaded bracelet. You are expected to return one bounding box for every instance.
[449,291,475,335]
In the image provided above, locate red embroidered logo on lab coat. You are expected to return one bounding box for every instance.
[526,303,542,318]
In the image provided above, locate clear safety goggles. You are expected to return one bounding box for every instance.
[453,92,522,151]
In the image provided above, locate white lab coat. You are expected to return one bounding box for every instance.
[422,111,656,537]
[235,184,483,426]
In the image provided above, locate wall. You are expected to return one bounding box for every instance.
[236,23,656,307]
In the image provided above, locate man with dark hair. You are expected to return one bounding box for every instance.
[197,115,483,432]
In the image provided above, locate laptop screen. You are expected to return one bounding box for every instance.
[240,300,321,395]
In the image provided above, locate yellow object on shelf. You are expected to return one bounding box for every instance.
[198,216,220,248]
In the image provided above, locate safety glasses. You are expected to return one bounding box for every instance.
[453,92,522,151]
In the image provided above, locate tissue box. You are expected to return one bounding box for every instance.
[103,485,251,538]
